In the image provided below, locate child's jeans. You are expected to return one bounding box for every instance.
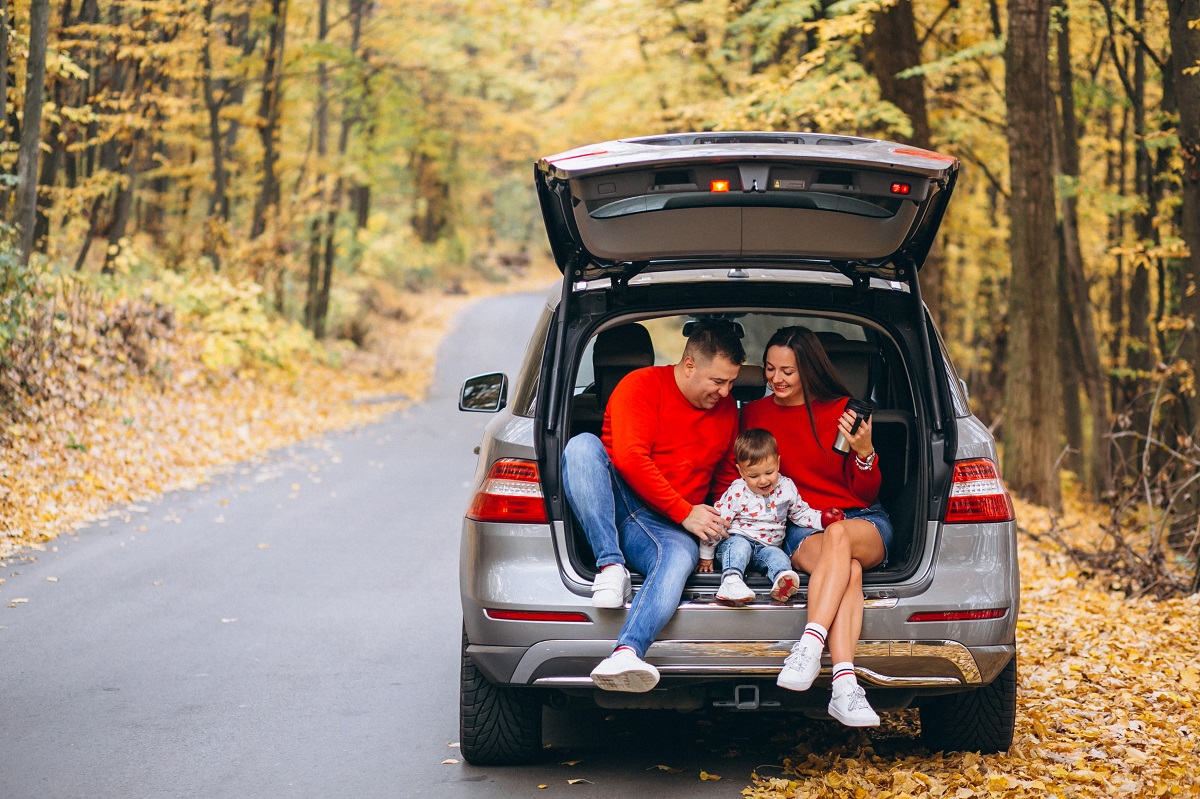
[715,534,791,582]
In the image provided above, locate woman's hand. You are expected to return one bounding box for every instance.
[838,409,875,460]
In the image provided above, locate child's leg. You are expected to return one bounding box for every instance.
[717,535,752,578]
[752,543,794,582]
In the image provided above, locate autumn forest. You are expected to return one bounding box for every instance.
[1,0,1199,594]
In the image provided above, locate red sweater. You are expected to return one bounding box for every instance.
[712,396,881,511]
[601,366,739,523]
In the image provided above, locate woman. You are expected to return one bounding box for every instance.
[740,326,893,728]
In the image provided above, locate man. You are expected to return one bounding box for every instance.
[561,320,745,692]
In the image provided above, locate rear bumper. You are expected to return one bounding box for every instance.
[467,637,1014,690]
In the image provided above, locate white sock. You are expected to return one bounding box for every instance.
[831,661,857,694]
[801,622,828,650]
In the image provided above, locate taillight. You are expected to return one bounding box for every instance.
[908,608,1008,623]
[944,458,1015,523]
[467,459,548,523]
[485,609,591,623]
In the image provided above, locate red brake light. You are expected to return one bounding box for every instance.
[485,609,591,623]
[710,179,730,193]
[890,182,911,195]
[467,459,548,523]
[944,459,1015,523]
[908,608,1008,623]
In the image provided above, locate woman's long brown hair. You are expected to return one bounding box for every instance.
[763,326,852,454]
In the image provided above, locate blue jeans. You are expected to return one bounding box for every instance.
[783,503,894,567]
[561,434,699,658]
[715,534,791,581]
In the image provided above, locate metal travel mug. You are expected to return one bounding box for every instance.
[833,398,875,454]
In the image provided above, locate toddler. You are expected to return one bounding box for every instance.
[700,428,823,603]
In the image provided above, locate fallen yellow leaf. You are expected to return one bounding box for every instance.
[566,778,592,785]
[700,771,721,781]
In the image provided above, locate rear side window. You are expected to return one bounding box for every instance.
[510,303,552,418]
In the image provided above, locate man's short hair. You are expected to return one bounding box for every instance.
[735,428,778,466]
[683,319,746,366]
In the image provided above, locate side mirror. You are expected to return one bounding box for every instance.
[459,372,508,413]
[958,377,970,403]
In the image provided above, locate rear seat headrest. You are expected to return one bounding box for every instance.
[593,324,654,368]
[732,363,766,405]
[593,323,655,410]
[821,339,876,400]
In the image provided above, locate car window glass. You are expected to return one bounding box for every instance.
[511,302,552,417]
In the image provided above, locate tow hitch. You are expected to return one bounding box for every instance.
[712,684,780,711]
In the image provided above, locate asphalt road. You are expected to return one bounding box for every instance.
[0,289,829,799]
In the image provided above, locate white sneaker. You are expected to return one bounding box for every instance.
[591,565,631,608]
[716,574,755,604]
[777,639,822,691]
[590,648,660,692]
[828,683,880,727]
[770,570,800,602]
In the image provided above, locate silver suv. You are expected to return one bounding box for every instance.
[458,132,1018,764]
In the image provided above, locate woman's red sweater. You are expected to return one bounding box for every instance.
[713,396,881,512]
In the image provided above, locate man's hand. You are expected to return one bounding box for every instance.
[681,503,730,545]
[697,558,714,574]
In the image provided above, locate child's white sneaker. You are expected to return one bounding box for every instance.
[590,648,660,692]
[777,639,822,691]
[827,682,880,727]
[770,570,800,602]
[716,573,755,604]
[591,565,631,608]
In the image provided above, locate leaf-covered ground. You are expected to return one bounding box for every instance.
[3,277,1198,797]
[740,498,1200,799]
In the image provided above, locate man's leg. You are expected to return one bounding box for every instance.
[561,433,623,568]
[613,509,699,657]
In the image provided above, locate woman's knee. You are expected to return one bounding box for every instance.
[848,559,863,588]
[823,521,852,552]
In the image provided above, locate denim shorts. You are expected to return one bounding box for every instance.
[783,503,894,568]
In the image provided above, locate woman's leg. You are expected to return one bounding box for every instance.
[827,560,863,664]
[791,519,884,631]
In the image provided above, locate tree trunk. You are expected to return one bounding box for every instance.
[14,0,51,263]
[201,0,229,270]
[0,0,9,151]
[870,0,943,325]
[101,150,137,275]
[1054,0,1110,495]
[1169,2,1200,432]
[1003,0,1062,508]
[304,0,331,335]
[315,0,365,340]
[250,0,288,240]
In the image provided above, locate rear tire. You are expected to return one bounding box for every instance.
[919,654,1016,754]
[459,630,544,765]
